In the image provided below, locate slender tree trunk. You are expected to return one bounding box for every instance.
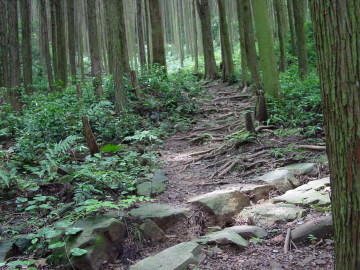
[149,0,166,69]
[40,0,54,92]
[0,0,10,89]
[192,0,199,74]
[20,0,33,94]
[145,0,152,65]
[241,0,262,92]
[67,0,76,84]
[274,0,286,72]
[86,0,103,96]
[217,0,234,82]
[286,0,297,56]
[7,0,22,110]
[310,1,360,268]
[252,0,280,97]
[293,0,308,79]
[77,0,85,82]
[196,0,217,80]
[236,0,248,87]
[54,0,67,86]
[50,0,57,82]
[137,0,146,70]
[118,0,130,75]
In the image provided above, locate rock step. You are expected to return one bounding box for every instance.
[129,242,204,270]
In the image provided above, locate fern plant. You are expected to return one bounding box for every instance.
[39,135,81,178]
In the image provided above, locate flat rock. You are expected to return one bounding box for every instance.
[136,181,166,197]
[272,177,330,206]
[292,216,333,242]
[129,242,203,270]
[255,170,300,192]
[224,225,268,239]
[239,184,273,202]
[196,230,248,249]
[187,188,249,216]
[130,203,190,229]
[139,219,165,241]
[281,163,318,176]
[240,203,306,226]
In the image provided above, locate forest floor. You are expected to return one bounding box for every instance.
[115,82,334,270]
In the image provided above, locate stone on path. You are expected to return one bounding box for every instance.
[61,215,126,270]
[152,169,169,183]
[129,242,203,270]
[187,188,250,216]
[224,225,268,239]
[139,219,165,241]
[239,203,306,226]
[292,215,333,243]
[255,170,300,192]
[239,184,273,202]
[130,203,190,229]
[136,181,166,197]
[196,230,248,249]
[272,177,330,206]
[281,163,318,176]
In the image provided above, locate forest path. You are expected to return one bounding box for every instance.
[128,82,333,270]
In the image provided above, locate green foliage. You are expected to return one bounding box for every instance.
[267,66,323,135]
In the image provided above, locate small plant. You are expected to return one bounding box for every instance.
[250,237,263,244]
[308,234,318,243]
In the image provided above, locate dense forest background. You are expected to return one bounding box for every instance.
[0,0,359,269]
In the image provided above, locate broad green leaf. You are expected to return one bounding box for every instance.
[70,248,88,257]
[65,227,83,235]
[49,241,66,249]
[55,220,73,228]
[44,229,62,239]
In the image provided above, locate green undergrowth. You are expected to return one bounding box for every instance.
[0,68,204,245]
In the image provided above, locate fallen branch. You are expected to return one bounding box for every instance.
[255,125,277,133]
[296,145,326,150]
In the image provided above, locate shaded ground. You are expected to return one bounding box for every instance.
[121,82,333,270]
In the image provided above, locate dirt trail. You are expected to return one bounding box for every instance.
[130,83,333,270]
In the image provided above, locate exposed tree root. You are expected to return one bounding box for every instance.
[213,94,252,103]
[296,145,326,150]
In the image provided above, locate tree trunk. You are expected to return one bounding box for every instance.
[310,1,360,268]
[0,0,10,89]
[86,0,103,96]
[117,0,130,75]
[20,0,33,94]
[217,0,234,82]
[7,0,22,111]
[39,0,54,92]
[252,0,280,97]
[149,0,166,69]
[196,0,217,80]
[50,0,57,82]
[137,0,147,70]
[274,0,286,72]
[293,0,308,79]
[286,0,297,56]
[67,0,76,85]
[82,116,99,156]
[241,0,262,92]
[192,0,199,74]
[235,0,248,87]
[54,0,67,86]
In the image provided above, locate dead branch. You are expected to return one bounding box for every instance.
[82,116,99,156]
[255,125,277,132]
[296,145,326,150]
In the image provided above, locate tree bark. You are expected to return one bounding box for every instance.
[67,0,76,85]
[286,0,297,56]
[274,0,287,72]
[87,0,103,96]
[192,0,199,74]
[252,0,280,97]
[196,0,217,80]
[293,0,308,79]
[20,0,33,94]
[236,0,248,87]
[54,0,67,86]
[39,0,54,92]
[149,0,166,69]
[7,0,22,111]
[217,0,234,82]
[137,0,147,70]
[0,0,10,89]
[310,1,360,268]
[241,0,262,92]
[82,116,99,156]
